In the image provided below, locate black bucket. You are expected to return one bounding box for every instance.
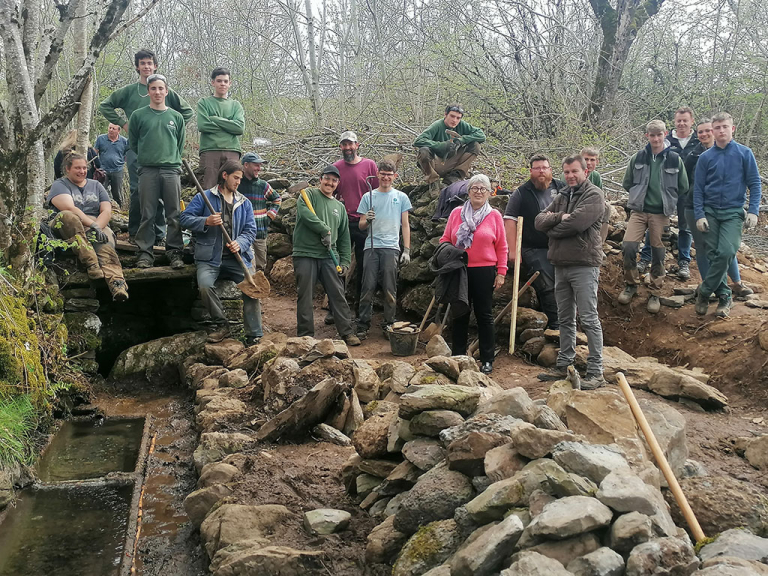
[388,328,421,356]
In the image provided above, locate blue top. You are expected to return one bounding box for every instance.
[356,188,412,250]
[94,134,129,172]
[693,139,762,220]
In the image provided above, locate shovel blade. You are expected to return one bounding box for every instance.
[238,270,271,299]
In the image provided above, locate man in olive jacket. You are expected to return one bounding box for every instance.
[535,155,606,389]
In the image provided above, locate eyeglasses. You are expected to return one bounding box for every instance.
[531,166,551,172]
[469,186,490,193]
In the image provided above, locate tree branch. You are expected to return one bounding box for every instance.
[34,0,83,104]
[108,0,162,41]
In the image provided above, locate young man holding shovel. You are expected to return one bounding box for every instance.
[180,161,260,344]
[355,159,412,339]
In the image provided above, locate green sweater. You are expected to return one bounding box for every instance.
[413,119,486,157]
[588,170,603,189]
[197,96,245,153]
[293,187,351,267]
[128,107,186,168]
[99,82,194,129]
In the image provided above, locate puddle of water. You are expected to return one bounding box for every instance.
[37,418,145,482]
[0,483,133,576]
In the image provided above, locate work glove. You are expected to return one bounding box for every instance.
[320,233,332,249]
[338,265,348,277]
[696,218,709,233]
[400,247,411,266]
[746,213,758,229]
[366,209,376,224]
[88,222,109,244]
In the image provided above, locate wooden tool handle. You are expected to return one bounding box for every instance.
[508,216,524,354]
[419,296,436,332]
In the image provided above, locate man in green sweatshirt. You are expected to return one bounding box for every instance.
[293,165,361,346]
[197,67,245,188]
[98,49,194,243]
[413,104,486,186]
[128,74,186,270]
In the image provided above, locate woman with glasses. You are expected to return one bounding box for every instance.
[439,174,508,373]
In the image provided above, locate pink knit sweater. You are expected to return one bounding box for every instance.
[440,207,509,276]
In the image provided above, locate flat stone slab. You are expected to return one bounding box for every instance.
[303,508,351,534]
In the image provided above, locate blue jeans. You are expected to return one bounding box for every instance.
[197,259,262,337]
[685,209,740,284]
[640,196,691,264]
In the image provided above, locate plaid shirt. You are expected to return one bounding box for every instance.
[238,177,282,239]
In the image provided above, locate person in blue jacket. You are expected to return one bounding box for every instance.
[180,160,260,344]
[693,112,762,318]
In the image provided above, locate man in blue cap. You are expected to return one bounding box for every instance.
[238,152,282,270]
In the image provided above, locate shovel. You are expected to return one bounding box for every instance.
[299,188,342,273]
[182,160,270,300]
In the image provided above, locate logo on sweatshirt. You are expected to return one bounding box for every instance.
[169,119,175,127]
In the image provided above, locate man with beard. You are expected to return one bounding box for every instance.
[330,131,379,322]
[503,154,566,329]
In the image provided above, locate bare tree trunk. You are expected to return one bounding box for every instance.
[74,0,93,154]
[304,0,323,124]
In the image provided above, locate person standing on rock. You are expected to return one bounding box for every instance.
[238,152,281,271]
[47,153,129,302]
[180,161,260,344]
[504,154,566,330]
[414,104,486,187]
[331,130,379,323]
[440,174,507,374]
[355,159,412,339]
[693,112,762,317]
[293,165,362,346]
[582,147,603,189]
[618,120,688,314]
[128,73,186,270]
[534,155,605,389]
[684,118,752,300]
[99,49,194,245]
[93,123,129,207]
[197,67,245,188]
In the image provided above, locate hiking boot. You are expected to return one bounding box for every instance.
[109,279,129,302]
[677,261,691,280]
[480,361,493,374]
[537,366,569,382]
[244,336,261,347]
[136,259,152,269]
[581,374,606,390]
[647,295,660,314]
[637,260,650,275]
[324,311,335,325]
[87,264,105,280]
[695,292,709,316]
[618,285,637,305]
[732,282,754,297]
[716,296,733,318]
[128,235,137,246]
[343,333,362,347]
[207,324,231,343]
[356,328,369,341]
[169,253,185,270]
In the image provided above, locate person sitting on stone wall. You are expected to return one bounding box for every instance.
[47,152,129,302]
[414,104,486,187]
[180,161,260,344]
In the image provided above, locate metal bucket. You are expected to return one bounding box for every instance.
[388,328,421,356]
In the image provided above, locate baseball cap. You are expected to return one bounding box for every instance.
[241,152,268,164]
[321,165,340,178]
[339,131,358,144]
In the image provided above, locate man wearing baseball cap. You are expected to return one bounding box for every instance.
[237,151,282,341]
[293,165,361,345]
[329,130,379,322]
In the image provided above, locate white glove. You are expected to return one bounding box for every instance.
[400,248,411,266]
[365,209,376,223]
[746,213,758,229]
[696,218,709,233]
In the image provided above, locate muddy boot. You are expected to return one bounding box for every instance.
[69,234,103,279]
[109,278,129,302]
[715,296,732,318]
[647,295,660,314]
[732,282,753,297]
[343,333,361,346]
[677,261,690,280]
[618,285,637,305]
[695,292,709,316]
[207,324,231,343]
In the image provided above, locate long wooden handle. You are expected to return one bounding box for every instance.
[616,372,706,543]
[419,296,436,332]
[182,160,252,279]
[508,216,524,354]
[300,188,342,273]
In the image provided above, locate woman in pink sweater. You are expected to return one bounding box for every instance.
[440,174,508,373]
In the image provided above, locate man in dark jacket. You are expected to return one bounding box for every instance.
[504,153,566,328]
[619,120,688,314]
[535,155,606,389]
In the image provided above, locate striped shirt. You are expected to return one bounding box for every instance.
[238,177,282,239]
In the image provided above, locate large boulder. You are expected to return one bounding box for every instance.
[399,385,482,418]
[353,407,399,459]
[110,331,208,381]
[596,470,677,537]
[210,544,324,576]
[552,441,631,483]
[392,519,463,576]
[625,537,699,576]
[184,484,233,527]
[200,503,292,559]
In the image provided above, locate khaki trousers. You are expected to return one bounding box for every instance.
[622,212,668,293]
[416,142,480,183]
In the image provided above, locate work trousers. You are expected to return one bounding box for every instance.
[699,208,745,300]
[358,248,399,330]
[521,247,558,329]
[136,166,183,263]
[452,266,497,364]
[685,208,740,286]
[640,195,691,265]
[348,220,368,312]
[416,142,480,184]
[127,149,166,240]
[623,212,668,294]
[105,170,125,207]
[52,211,125,288]
[200,150,241,189]
[555,265,603,377]
[294,256,355,338]
[197,259,261,337]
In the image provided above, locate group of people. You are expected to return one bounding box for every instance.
[45,49,762,380]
